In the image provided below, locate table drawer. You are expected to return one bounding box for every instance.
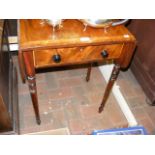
[34,44,123,68]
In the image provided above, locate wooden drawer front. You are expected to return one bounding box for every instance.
[34,44,123,68]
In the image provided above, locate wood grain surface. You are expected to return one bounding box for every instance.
[19,19,136,51]
[34,44,123,68]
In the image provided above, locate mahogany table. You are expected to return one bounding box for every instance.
[18,19,136,125]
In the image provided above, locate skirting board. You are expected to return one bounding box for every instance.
[25,128,70,135]
[99,64,138,127]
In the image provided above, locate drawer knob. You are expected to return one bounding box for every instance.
[101,50,109,58]
[52,54,61,63]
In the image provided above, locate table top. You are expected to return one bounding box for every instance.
[19,19,136,51]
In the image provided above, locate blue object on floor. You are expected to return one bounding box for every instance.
[92,126,147,135]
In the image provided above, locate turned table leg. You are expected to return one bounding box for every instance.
[27,76,41,125]
[23,51,41,125]
[86,63,92,82]
[99,64,120,113]
[18,51,26,83]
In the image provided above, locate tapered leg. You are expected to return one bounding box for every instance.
[86,63,92,82]
[23,51,41,125]
[99,64,120,113]
[27,76,41,124]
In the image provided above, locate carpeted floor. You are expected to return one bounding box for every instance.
[13,56,128,135]
[13,55,155,135]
